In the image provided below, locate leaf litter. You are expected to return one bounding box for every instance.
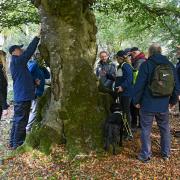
[0,106,179,179]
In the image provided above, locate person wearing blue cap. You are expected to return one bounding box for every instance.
[9,32,40,149]
[115,50,133,139]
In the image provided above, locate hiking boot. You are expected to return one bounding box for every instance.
[6,144,15,150]
[162,156,170,161]
[123,135,133,141]
[137,156,151,163]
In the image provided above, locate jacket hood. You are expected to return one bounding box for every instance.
[149,54,170,65]
[28,60,38,72]
[132,52,146,63]
[135,52,146,60]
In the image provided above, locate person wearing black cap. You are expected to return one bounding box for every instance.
[115,50,133,139]
[9,32,40,149]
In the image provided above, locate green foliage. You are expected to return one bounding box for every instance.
[0,0,39,28]
[95,0,180,56]
[0,0,179,57]
[1,24,39,52]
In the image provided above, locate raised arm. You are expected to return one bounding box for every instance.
[15,37,40,65]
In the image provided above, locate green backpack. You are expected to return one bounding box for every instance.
[149,60,175,97]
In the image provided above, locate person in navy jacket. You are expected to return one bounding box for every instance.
[26,53,50,132]
[115,50,133,138]
[133,43,180,162]
[9,35,40,149]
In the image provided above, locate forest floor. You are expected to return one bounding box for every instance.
[0,106,180,180]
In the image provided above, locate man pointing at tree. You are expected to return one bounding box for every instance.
[9,32,41,149]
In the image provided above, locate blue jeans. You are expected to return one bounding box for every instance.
[139,110,171,159]
[10,101,31,148]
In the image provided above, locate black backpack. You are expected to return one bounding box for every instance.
[149,60,175,97]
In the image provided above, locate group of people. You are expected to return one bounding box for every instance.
[0,32,50,150]
[0,32,180,163]
[96,44,180,162]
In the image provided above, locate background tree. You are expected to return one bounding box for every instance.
[95,0,180,61]
[0,0,39,28]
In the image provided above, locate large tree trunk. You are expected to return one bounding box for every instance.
[27,0,111,155]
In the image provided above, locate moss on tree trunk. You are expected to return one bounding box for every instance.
[26,0,112,155]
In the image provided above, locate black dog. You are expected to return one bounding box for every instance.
[104,102,124,155]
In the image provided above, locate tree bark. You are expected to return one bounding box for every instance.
[27,0,111,155]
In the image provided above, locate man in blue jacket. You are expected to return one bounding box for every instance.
[26,53,50,132]
[133,44,180,162]
[115,50,133,138]
[9,35,40,149]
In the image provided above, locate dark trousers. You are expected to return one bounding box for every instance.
[10,101,31,148]
[120,96,131,127]
[0,105,2,120]
[130,102,140,128]
[2,86,9,110]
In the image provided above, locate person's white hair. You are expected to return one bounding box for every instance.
[148,43,162,57]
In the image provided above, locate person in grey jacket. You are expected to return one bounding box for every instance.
[96,51,116,91]
[130,47,146,70]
